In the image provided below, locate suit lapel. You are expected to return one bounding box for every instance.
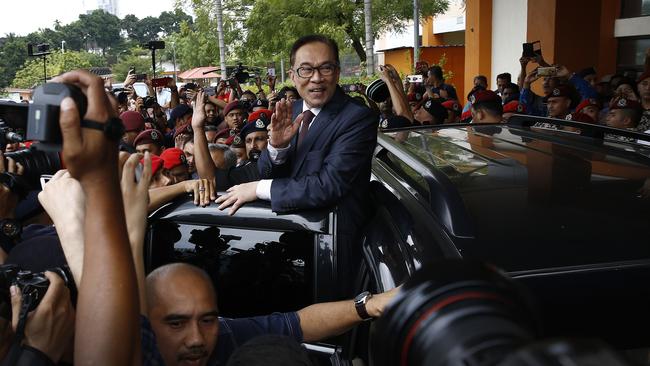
[293,88,347,174]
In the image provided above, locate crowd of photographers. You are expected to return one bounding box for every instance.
[0,39,649,365]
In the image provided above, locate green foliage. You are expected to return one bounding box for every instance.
[240,0,449,66]
[112,50,154,82]
[78,10,123,55]
[12,51,105,88]
[0,34,29,88]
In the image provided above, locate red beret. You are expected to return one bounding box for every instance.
[225,134,244,147]
[224,101,246,117]
[160,148,188,170]
[141,154,164,176]
[609,97,642,111]
[120,111,145,132]
[637,70,650,84]
[248,109,273,124]
[575,98,601,113]
[441,100,462,115]
[173,123,193,140]
[214,128,232,142]
[565,112,595,124]
[469,90,501,104]
[407,92,424,103]
[503,100,526,114]
[133,129,164,147]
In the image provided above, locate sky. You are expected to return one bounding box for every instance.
[1,0,180,36]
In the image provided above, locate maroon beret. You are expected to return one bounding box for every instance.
[565,112,595,124]
[609,97,642,111]
[224,101,246,117]
[120,111,145,132]
[469,90,501,104]
[441,100,462,115]
[173,123,194,140]
[637,70,650,84]
[133,129,164,147]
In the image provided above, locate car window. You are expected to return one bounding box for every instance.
[147,220,314,317]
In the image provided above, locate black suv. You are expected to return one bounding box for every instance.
[145,115,650,364]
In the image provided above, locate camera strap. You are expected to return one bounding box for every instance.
[14,290,35,344]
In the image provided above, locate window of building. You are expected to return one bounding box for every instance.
[621,0,650,18]
[617,37,650,74]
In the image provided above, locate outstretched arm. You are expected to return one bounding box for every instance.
[53,70,140,365]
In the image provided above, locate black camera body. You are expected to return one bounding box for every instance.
[27,83,88,149]
[0,264,74,316]
[142,96,157,109]
[142,40,165,50]
[27,43,51,57]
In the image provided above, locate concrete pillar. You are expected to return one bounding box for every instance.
[464,0,493,100]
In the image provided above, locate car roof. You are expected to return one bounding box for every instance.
[380,117,650,273]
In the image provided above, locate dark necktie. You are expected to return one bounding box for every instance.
[297,110,315,148]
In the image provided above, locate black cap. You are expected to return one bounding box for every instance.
[367,79,390,103]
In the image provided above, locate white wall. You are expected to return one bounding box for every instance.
[490,0,527,89]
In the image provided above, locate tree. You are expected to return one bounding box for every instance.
[158,9,194,36]
[111,51,154,82]
[243,0,449,64]
[78,10,122,56]
[12,51,104,88]
[0,34,29,88]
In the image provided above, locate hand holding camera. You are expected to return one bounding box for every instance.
[10,270,74,363]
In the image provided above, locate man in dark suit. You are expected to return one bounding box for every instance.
[216,35,377,295]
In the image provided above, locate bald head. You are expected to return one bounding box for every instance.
[146,263,220,366]
[146,263,216,308]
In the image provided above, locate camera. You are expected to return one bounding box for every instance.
[342,84,359,93]
[141,40,165,50]
[407,74,424,83]
[2,148,62,192]
[370,260,631,366]
[184,82,198,91]
[27,43,51,57]
[537,67,557,77]
[0,264,75,316]
[522,41,542,58]
[142,96,157,109]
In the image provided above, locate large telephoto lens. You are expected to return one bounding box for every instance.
[4,147,62,189]
[370,260,540,366]
[498,339,631,366]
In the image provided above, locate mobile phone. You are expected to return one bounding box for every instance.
[537,67,557,77]
[151,77,172,87]
[39,174,53,189]
[135,73,147,82]
[522,41,541,58]
[407,74,423,83]
[342,84,358,93]
[267,62,276,77]
[204,86,216,97]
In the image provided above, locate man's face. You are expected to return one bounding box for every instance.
[290,41,340,108]
[502,87,516,102]
[496,78,508,93]
[542,77,559,95]
[183,142,196,173]
[474,78,487,89]
[210,149,226,169]
[165,165,190,185]
[176,115,191,129]
[414,107,433,124]
[231,147,247,165]
[150,170,171,189]
[225,109,245,130]
[584,74,598,88]
[638,78,650,99]
[581,105,600,123]
[606,109,632,129]
[546,97,571,118]
[149,272,219,366]
[122,131,140,146]
[136,143,163,156]
[245,131,268,156]
[616,84,638,101]
[204,104,216,119]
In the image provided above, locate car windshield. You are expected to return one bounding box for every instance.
[386,126,650,272]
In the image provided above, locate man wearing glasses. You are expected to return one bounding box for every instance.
[217,35,377,295]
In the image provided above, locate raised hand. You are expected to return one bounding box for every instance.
[192,90,206,129]
[268,98,301,148]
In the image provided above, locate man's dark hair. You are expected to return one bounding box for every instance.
[290,34,340,67]
[474,75,488,86]
[497,73,512,82]
[277,86,299,99]
[472,100,503,117]
[428,65,444,81]
[226,335,313,366]
[242,90,256,98]
[502,83,520,104]
[620,108,642,128]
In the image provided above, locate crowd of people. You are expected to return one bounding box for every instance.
[0,30,649,365]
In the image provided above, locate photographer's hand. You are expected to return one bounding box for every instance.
[120,153,152,315]
[52,69,140,365]
[37,170,86,287]
[11,272,75,363]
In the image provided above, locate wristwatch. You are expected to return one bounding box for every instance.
[354,291,374,321]
[0,218,22,253]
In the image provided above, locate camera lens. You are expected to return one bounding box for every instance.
[4,147,62,189]
[370,260,540,366]
[498,339,631,366]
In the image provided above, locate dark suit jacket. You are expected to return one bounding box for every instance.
[257,87,378,234]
